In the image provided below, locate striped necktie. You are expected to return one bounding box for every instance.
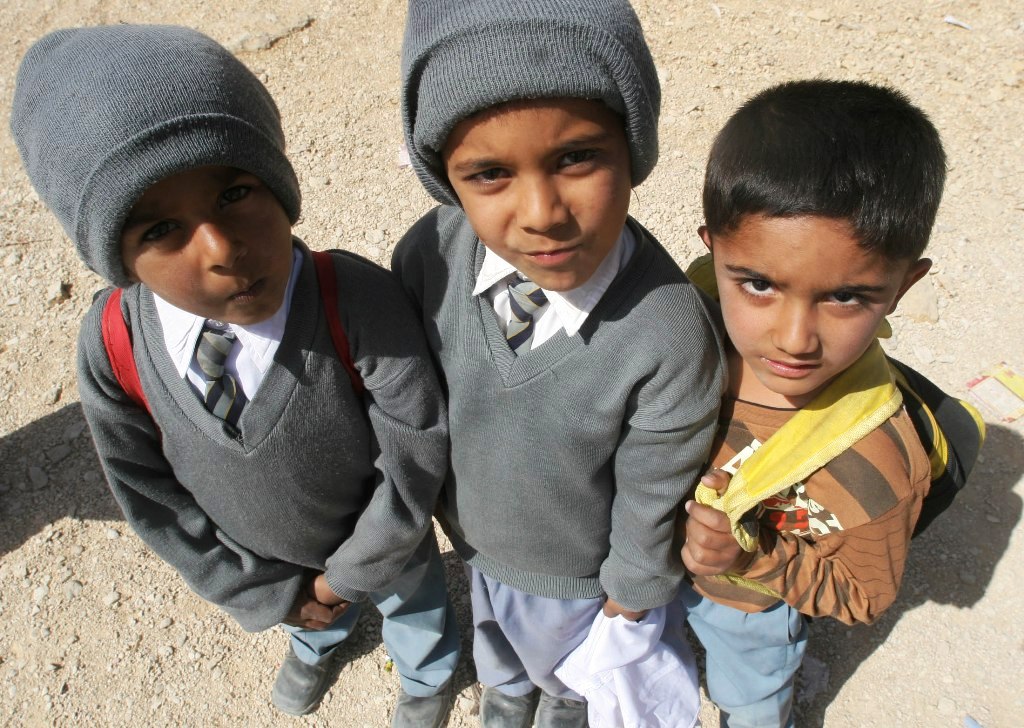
[195,323,247,427]
[506,276,548,355]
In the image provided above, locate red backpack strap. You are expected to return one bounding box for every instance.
[101,288,152,413]
[312,251,365,396]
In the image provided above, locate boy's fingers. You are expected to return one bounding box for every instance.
[685,501,733,532]
[683,542,729,576]
[699,468,732,496]
[329,601,351,621]
[298,600,336,624]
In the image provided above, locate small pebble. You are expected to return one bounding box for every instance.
[103,591,120,607]
[28,467,48,489]
[913,346,934,365]
[47,444,72,463]
[44,385,62,405]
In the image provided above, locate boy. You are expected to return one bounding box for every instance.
[393,1,725,725]
[11,25,459,725]
[679,79,952,728]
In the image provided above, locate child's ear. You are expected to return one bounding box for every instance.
[698,225,712,251]
[887,258,932,314]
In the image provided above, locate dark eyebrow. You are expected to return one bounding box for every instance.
[831,283,889,294]
[723,264,769,279]
[123,167,247,228]
[554,131,614,152]
[449,132,615,175]
[449,157,504,175]
[723,263,888,294]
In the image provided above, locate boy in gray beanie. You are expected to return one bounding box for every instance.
[11,24,459,725]
[392,1,725,725]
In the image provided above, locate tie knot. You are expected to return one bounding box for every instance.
[196,325,236,380]
[506,276,548,355]
[508,276,547,317]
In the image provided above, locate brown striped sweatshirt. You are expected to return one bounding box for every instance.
[692,397,932,625]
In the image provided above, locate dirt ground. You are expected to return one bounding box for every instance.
[1,1,1022,726]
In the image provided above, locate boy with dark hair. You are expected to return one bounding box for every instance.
[11,24,458,725]
[679,79,981,728]
[393,1,725,725]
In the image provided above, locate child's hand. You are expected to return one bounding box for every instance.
[283,590,343,630]
[311,573,351,610]
[602,597,649,622]
[682,469,743,576]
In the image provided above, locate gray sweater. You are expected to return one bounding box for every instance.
[78,243,449,632]
[392,207,725,610]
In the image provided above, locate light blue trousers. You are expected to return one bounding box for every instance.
[679,582,808,728]
[282,535,460,698]
[468,567,603,701]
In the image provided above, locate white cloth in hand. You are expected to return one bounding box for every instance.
[554,606,701,728]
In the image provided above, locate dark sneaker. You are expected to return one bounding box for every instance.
[390,680,453,728]
[270,645,341,716]
[534,692,588,728]
[480,686,538,728]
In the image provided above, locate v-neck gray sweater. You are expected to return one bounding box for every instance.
[393,207,726,610]
[77,243,449,632]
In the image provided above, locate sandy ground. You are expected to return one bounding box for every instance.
[1,1,1022,726]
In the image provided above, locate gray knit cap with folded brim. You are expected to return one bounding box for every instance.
[10,24,301,287]
[401,0,661,207]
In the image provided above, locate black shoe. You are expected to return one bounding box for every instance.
[534,692,588,728]
[270,645,341,716]
[391,680,453,728]
[480,686,538,728]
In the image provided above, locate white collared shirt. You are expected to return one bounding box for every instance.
[154,247,302,399]
[473,226,635,350]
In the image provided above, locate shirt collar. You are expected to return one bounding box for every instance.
[472,226,635,337]
[153,246,302,378]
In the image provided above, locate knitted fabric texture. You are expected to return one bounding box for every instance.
[392,208,725,609]
[400,0,661,205]
[10,24,300,287]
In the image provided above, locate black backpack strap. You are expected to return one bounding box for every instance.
[888,357,986,536]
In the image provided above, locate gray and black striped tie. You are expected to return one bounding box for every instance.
[195,324,246,427]
[506,276,548,355]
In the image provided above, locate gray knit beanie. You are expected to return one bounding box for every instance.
[401,0,661,206]
[10,24,301,287]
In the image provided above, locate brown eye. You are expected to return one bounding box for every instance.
[221,185,251,204]
[141,221,176,242]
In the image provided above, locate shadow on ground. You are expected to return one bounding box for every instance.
[794,423,1024,726]
[0,403,121,557]
[0,404,481,697]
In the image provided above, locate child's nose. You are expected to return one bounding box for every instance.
[195,222,246,269]
[517,177,570,233]
[773,303,819,356]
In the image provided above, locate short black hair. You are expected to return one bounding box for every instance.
[703,79,945,260]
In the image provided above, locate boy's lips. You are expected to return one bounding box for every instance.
[228,278,265,301]
[523,245,579,267]
[763,357,820,378]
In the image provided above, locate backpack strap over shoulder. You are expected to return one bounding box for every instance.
[888,357,986,536]
[312,250,366,396]
[101,288,151,414]
[100,255,365,417]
